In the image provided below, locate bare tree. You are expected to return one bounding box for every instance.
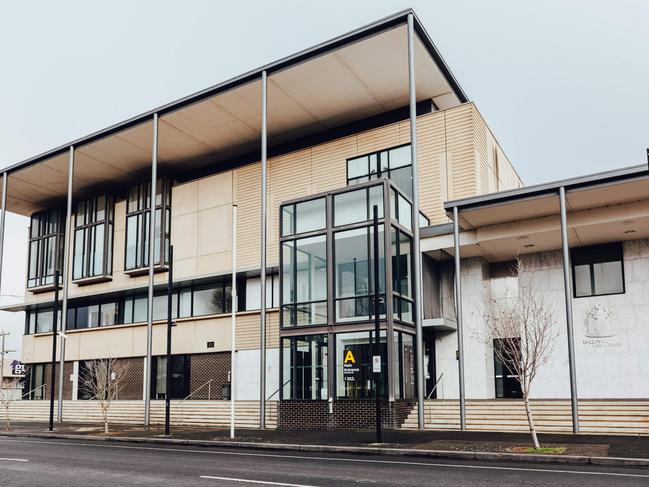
[0,389,11,431]
[476,259,558,449]
[80,358,129,435]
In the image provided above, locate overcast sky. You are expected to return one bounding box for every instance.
[0,1,647,357]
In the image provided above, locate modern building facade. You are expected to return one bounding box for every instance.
[0,10,526,429]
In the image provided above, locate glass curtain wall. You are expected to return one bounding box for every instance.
[73,195,114,281]
[281,335,328,400]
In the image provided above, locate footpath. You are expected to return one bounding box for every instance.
[2,421,649,468]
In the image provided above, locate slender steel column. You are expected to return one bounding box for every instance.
[260,71,268,429]
[407,13,425,430]
[230,204,238,439]
[144,113,159,427]
[57,146,74,422]
[559,186,579,433]
[453,206,466,430]
[0,173,7,292]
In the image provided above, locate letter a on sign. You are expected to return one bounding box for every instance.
[344,350,356,364]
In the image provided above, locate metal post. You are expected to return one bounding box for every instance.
[0,173,7,291]
[407,13,426,430]
[559,186,579,433]
[165,245,174,436]
[260,70,268,429]
[453,206,466,430]
[230,204,238,439]
[372,205,382,443]
[144,113,159,427]
[49,270,60,431]
[58,146,74,422]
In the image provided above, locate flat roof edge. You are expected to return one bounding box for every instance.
[444,164,649,213]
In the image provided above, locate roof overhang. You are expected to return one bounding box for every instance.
[3,9,468,216]
[425,164,649,261]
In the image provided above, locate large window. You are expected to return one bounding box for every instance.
[334,226,385,322]
[282,236,327,327]
[23,364,46,400]
[347,145,412,197]
[335,331,387,400]
[151,355,191,399]
[73,195,114,281]
[125,179,171,271]
[25,307,61,334]
[391,228,413,324]
[572,243,624,298]
[27,210,63,289]
[282,335,328,400]
[281,198,326,236]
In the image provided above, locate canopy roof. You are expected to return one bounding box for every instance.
[4,9,467,216]
[423,164,649,261]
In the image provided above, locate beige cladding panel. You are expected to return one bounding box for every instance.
[234,162,262,271]
[236,311,278,350]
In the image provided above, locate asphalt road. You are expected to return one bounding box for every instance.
[1,436,648,486]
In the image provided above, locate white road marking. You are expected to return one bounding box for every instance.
[200,475,317,486]
[2,437,649,479]
[0,457,29,462]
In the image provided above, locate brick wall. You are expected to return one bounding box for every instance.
[278,400,414,430]
[189,352,231,399]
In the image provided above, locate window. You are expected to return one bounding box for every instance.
[23,364,46,400]
[27,209,63,289]
[333,226,385,322]
[73,195,114,281]
[151,355,191,399]
[347,145,413,197]
[282,335,328,400]
[333,186,383,227]
[335,331,387,399]
[391,228,414,323]
[125,179,171,271]
[25,307,61,334]
[389,189,412,230]
[282,236,327,327]
[67,302,117,330]
[494,338,522,399]
[572,243,624,298]
[281,198,326,236]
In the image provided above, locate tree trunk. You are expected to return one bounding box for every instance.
[523,395,540,449]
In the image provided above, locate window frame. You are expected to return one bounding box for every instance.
[346,143,413,196]
[571,243,625,298]
[124,179,172,273]
[27,209,63,290]
[72,195,114,283]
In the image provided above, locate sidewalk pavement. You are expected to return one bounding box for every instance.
[2,421,649,468]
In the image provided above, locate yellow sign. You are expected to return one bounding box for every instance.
[344,350,356,364]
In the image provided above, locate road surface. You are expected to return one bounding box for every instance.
[1,436,648,486]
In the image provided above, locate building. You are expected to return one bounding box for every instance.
[0,10,523,429]
[416,164,649,433]
[1,359,25,401]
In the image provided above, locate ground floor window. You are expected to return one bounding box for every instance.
[282,335,328,400]
[493,338,522,399]
[335,331,387,400]
[23,363,46,400]
[151,355,191,399]
[393,332,415,400]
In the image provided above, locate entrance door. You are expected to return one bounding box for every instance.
[493,339,522,398]
[423,329,437,399]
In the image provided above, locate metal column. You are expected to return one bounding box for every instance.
[230,204,238,439]
[58,146,74,422]
[453,206,466,430]
[260,71,268,429]
[559,186,579,433]
[0,173,7,292]
[144,113,159,427]
[407,13,425,430]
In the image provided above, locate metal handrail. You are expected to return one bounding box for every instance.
[178,379,213,424]
[426,372,444,400]
[266,378,291,401]
[19,384,46,400]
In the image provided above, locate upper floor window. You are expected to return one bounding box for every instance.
[347,145,412,198]
[125,179,171,272]
[73,195,114,282]
[572,243,624,298]
[27,210,63,289]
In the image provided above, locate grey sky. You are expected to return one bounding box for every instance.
[0,1,647,356]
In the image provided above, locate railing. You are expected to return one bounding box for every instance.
[426,372,444,428]
[266,378,291,401]
[178,379,213,424]
[19,384,46,400]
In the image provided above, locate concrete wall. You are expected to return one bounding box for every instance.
[435,239,649,400]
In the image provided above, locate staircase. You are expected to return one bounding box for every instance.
[401,399,649,435]
[0,400,278,429]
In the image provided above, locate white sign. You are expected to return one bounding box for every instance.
[372,355,381,373]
